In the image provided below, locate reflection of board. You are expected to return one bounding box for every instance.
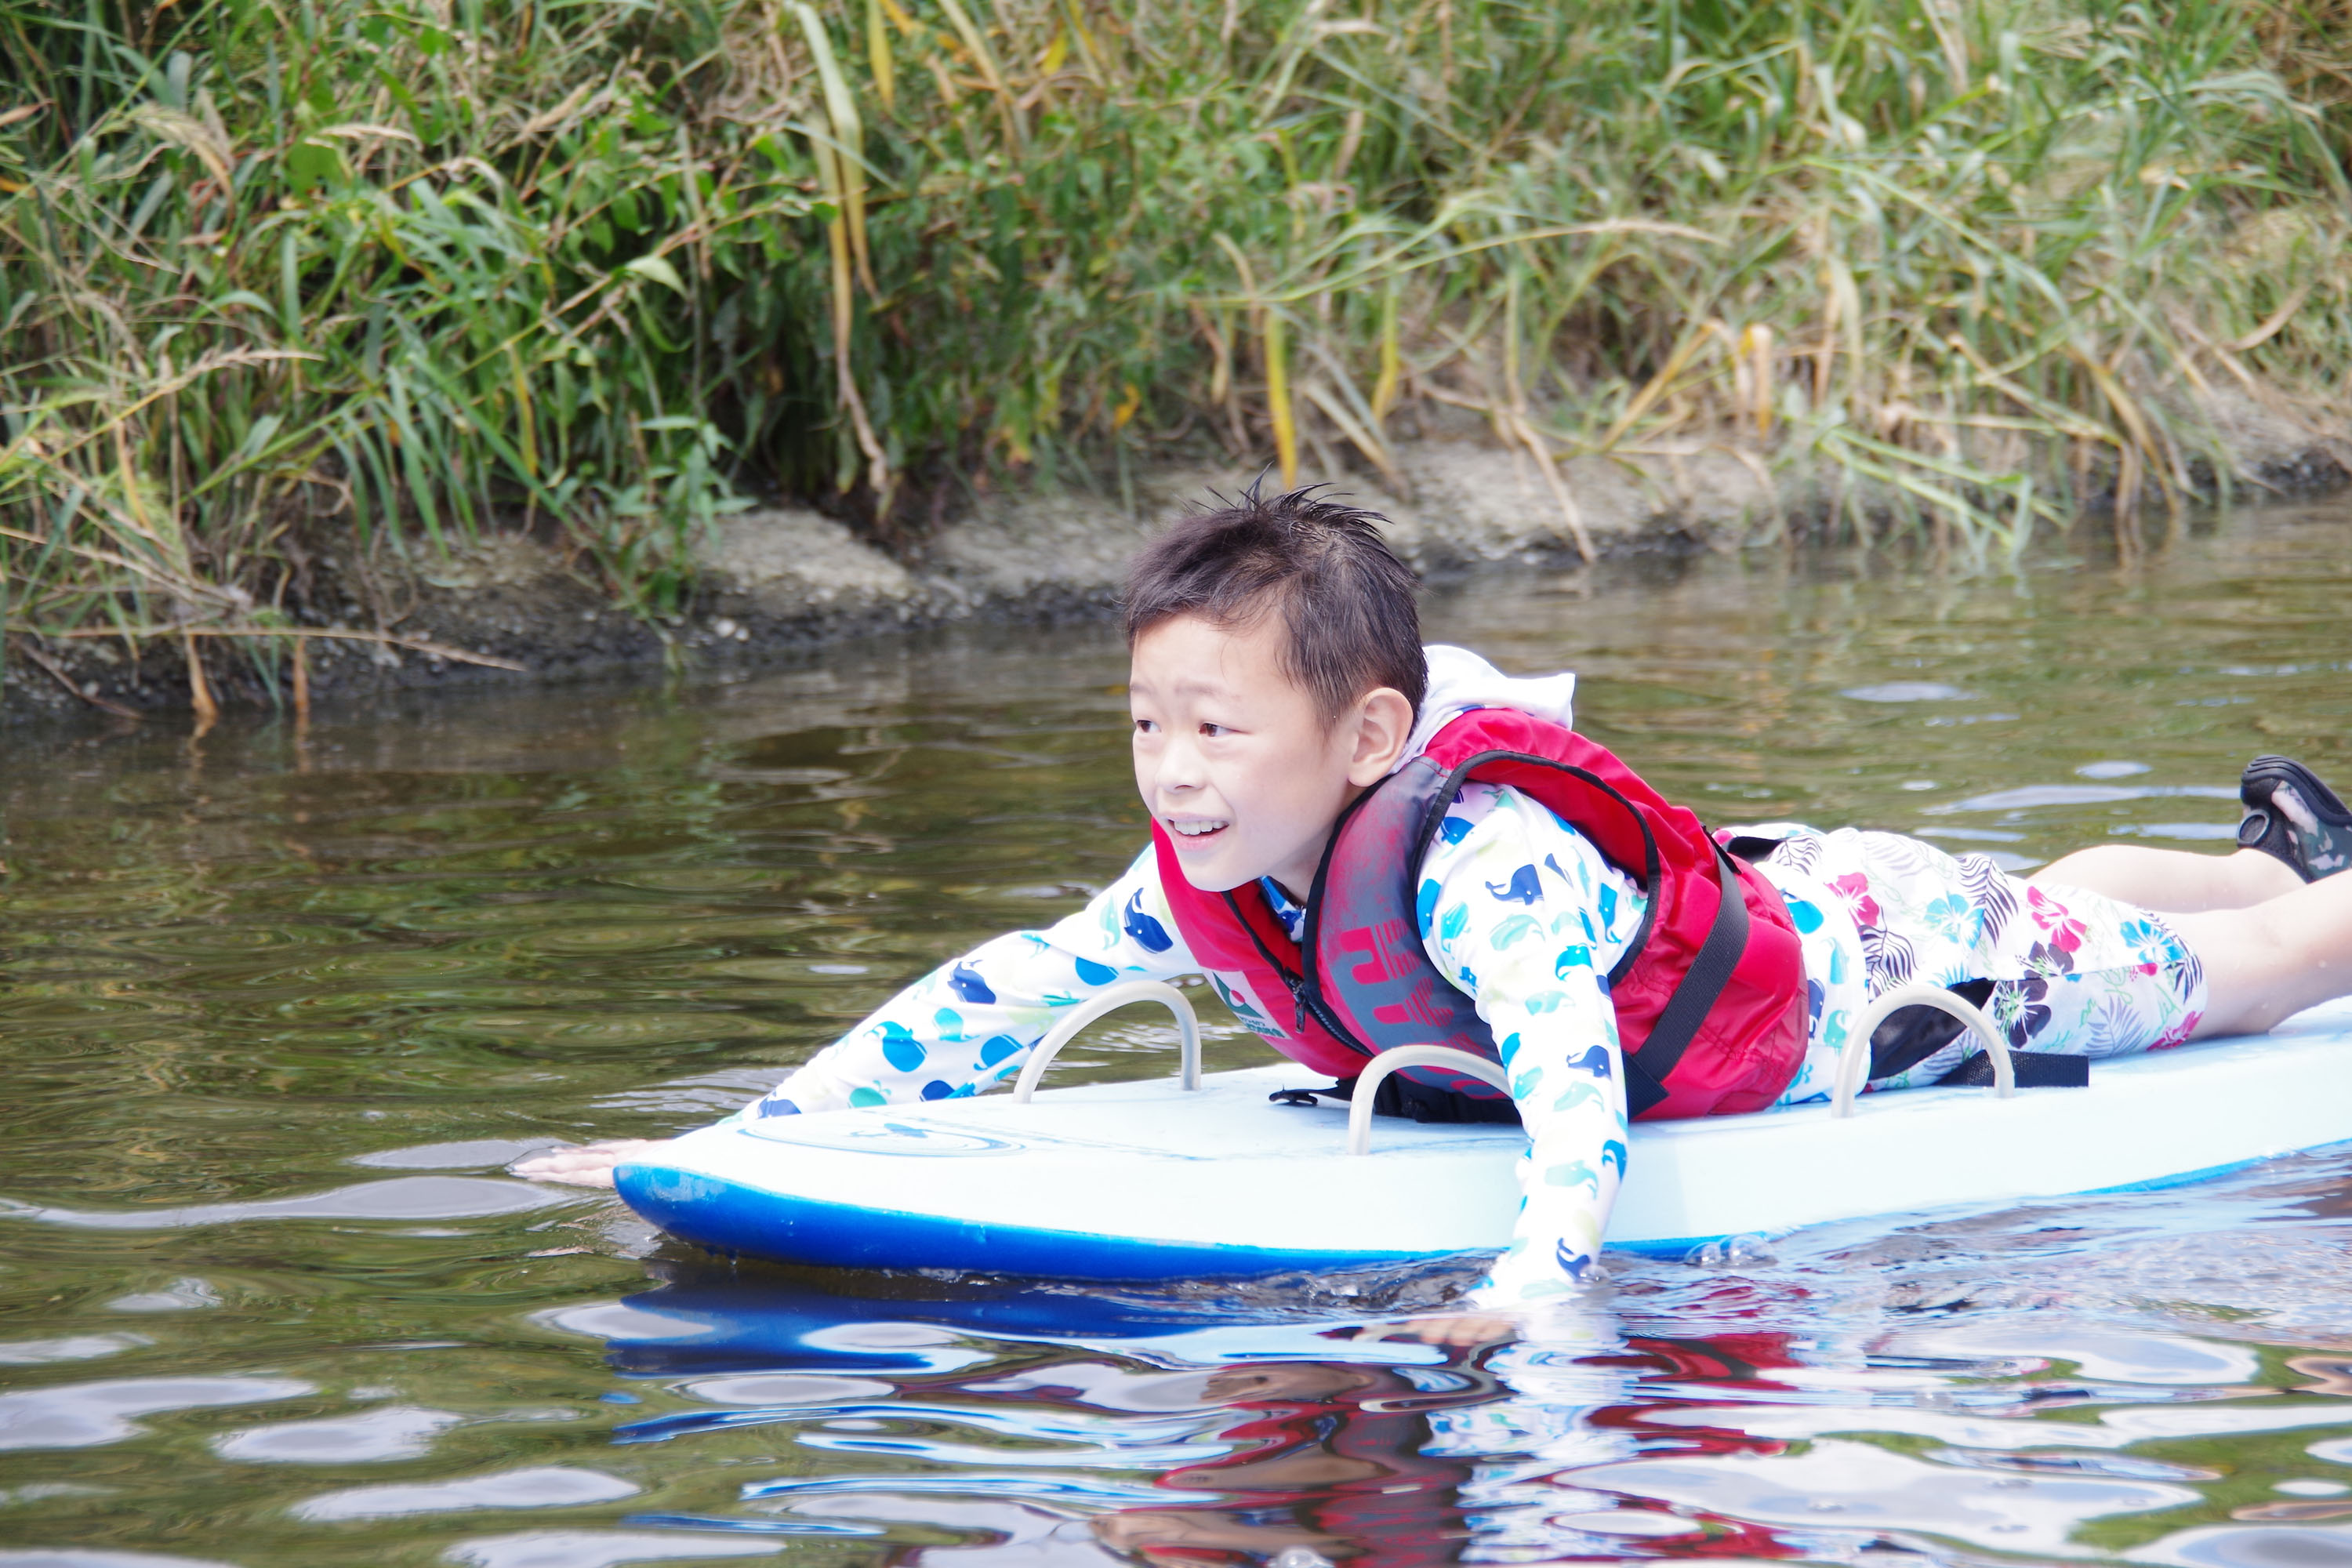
[615,1000,2352,1281]
[595,1271,1421,1377]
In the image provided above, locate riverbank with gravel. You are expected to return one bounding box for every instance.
[5,412,2345,727]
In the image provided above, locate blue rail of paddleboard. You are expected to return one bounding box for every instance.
[617,1163,1426,1281]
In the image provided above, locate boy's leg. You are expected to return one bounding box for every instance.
[2031,845,2301,913]
[2035,757,2352,913]
[2171,873,2352,1038]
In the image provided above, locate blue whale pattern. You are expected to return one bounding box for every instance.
[877,1021,926,1073]
[1486,865,1543,905]
[1123,891,1174,953]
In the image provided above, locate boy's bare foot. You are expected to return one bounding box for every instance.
[510,1139,668,1188]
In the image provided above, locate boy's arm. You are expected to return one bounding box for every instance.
[735,846,1195,1119]
[1419,789,1635,1305]
[517,847,1194,1185]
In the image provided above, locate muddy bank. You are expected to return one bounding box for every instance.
[6,416,2345,726]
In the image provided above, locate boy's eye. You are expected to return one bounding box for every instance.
[1133,718,1158,735]
[1199,723,1229,738]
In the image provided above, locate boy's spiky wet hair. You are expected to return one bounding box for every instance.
[1124,483,1425,723]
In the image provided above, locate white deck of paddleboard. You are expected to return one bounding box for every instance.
[624,999,2352,1265]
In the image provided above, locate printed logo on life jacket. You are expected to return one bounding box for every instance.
[1372,975,1459,1029]
[1335,918,1418,985]
[1210,974,1278,1033]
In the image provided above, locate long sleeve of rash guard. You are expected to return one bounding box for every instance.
[732,848,1197,1119]
[1416,782,1648,1305]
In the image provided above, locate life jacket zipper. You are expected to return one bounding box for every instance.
[1221,888,1372,1059]
[1301,985,1370,1057]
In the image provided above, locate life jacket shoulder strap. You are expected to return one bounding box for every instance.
[1619,840,1750,1118]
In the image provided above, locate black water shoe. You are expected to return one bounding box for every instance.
[2238,756,2352,882]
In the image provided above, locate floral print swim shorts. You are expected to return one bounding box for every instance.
[1759,828,2209,1094]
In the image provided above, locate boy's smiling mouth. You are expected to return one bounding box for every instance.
[1165,816,1230,839]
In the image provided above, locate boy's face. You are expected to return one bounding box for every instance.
[1129,612,1401,898]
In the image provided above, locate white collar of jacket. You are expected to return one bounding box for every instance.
[1397,644,1577,770]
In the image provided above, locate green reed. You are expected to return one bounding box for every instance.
[2,0,2347,700]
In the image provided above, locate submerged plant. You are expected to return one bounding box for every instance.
[2,0,2347,710]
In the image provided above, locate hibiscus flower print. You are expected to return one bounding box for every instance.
[1922,893,1981,948]
[2021,938,2075,981]
[2117,916,2187,973]
[1827,872,1882,931]
[1988,975,2053,1048]
[2154,1004,2203,1048]
[2026,885,2087,954]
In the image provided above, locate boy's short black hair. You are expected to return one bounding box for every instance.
[1124,483,1425,723]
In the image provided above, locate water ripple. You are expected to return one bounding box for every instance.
[291,1465,638,1521]
[0,1375,313,1450]
[0,1176,575,1230]
[443,1531,785,1567]
[213,1404,466,1464]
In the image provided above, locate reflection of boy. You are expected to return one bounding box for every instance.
[524,487,2352,1309]
[1092,1359,1486,1567]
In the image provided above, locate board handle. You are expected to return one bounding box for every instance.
[1832,982,2015,1117]
[1011,980,1203,1103]
[1346,1045,1512,1155]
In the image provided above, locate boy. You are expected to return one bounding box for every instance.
[522,488,2352,1307]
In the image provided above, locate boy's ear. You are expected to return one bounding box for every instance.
[1345,688,1415,786]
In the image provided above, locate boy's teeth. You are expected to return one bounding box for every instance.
[1171,819,1228,837]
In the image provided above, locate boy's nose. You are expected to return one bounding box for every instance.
[1153,735,1209,794]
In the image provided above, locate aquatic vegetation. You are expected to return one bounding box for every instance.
[2,0,2347,704]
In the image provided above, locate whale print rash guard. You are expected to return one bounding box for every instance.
[727,794,2207,1305]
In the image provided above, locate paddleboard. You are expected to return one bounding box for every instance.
[615,988,2352,1281]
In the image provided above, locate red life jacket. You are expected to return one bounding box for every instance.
[1149,707,1808,1120]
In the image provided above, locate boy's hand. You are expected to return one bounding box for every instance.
[1353,1312,1520,1348]
[510,1138,669,1188]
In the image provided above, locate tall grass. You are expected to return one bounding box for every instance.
[4,0,2349,706]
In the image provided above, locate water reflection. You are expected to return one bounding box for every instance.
[545,1223,2352,1565]
[0,1374,314,1450]
[292,1466,641,1522]
[212,1404,469,1465]
[588,1267,1490,1562]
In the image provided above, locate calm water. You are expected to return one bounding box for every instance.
[6,504,2352,1568]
